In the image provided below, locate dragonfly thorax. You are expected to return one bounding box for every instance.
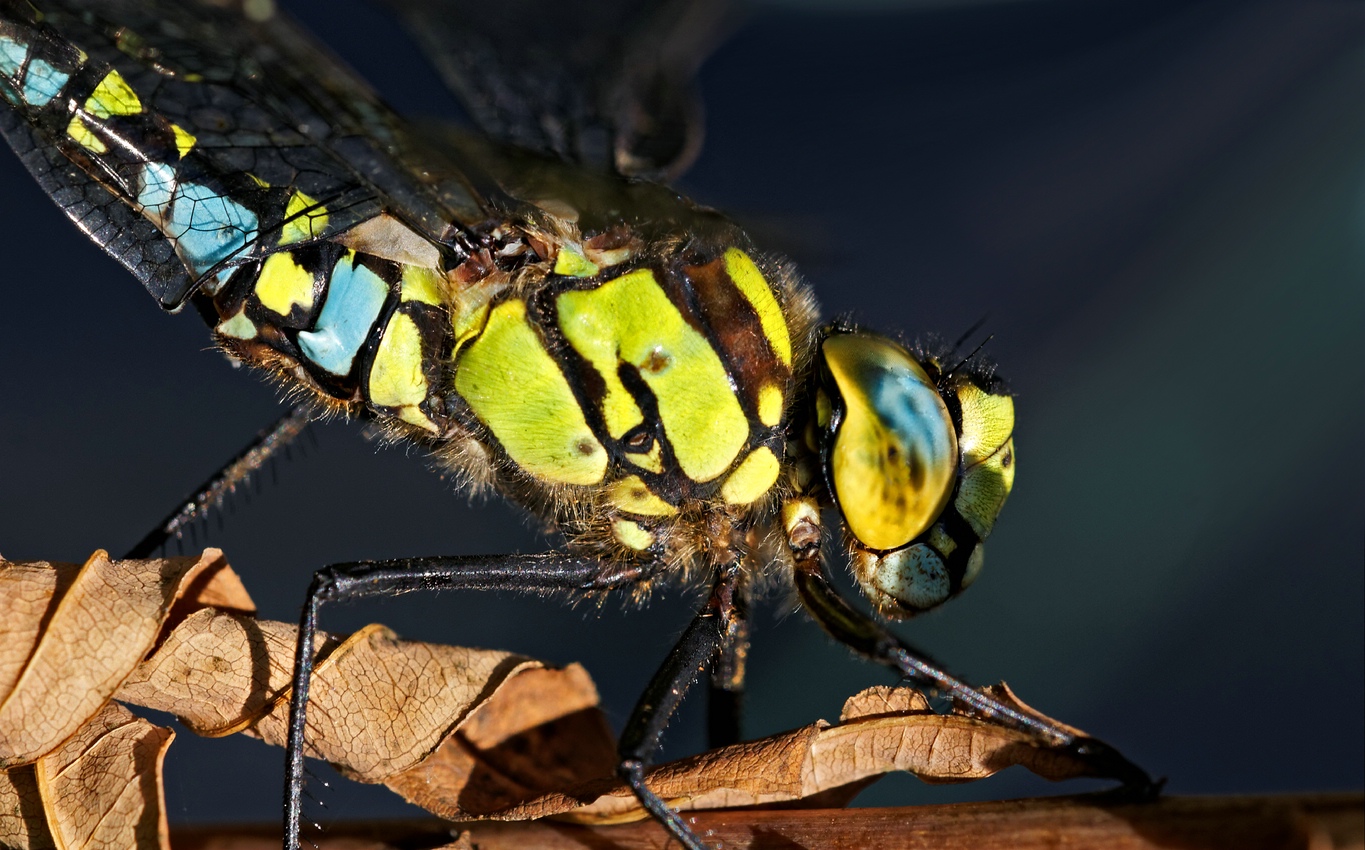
[450,245,812,554]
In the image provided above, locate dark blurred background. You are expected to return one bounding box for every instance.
[1,0,1361,825]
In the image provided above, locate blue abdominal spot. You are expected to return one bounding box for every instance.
[297,256,389,376]
[21,58,69,107]
[137,161,177,214]
[1,37,28,105]
[167,182,258,275]
[0,37,26,79]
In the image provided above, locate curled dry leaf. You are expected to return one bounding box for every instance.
[0,550,248,766]
[0,703,173,850]
[0,552,611,847]
[1,551,1114,842]
[1,551,245,850]
[0,762,50,850]
[35,703,175,850]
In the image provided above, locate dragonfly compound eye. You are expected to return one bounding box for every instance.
[819,330,1017,618]
[820,332,958,551]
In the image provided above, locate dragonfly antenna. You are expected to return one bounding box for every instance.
[950,312,992,354]
[946,333,996,379]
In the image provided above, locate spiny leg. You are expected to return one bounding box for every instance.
[618,562,743,850]
[283,552,667,850]
[791,550,1156,792]
[123,404,312,558]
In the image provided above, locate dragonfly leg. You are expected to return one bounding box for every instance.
[123,404,312,558]
[791,551,1158,794]
[283,552,667,850]
[706,567,749,748]
[617,562,742,850]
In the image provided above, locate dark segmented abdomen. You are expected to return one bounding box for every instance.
[211,229,456,432]
[0,1,480,429]
[0,1,487,299]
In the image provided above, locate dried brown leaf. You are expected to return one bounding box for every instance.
[522,684,1099,824]
[360,681,1103,824]
[0,703,175,850]
[840,684,933,720]
[0,554,591,847]
[0,551,243,766]
[121,605,601,788]
[0,763,53,850]
[246,623,539,779]
[382,663,618,820]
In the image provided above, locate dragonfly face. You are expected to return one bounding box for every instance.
[810,328,1016,618]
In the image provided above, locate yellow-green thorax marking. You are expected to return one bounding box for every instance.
[454,249,793,518]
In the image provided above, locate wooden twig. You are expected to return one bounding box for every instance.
[169,793,1364,850]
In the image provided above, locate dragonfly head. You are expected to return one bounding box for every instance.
[811,327,1016,619]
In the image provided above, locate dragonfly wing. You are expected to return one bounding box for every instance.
[0,0,487,310]
[0,107,193,306]
[386,0,732,181]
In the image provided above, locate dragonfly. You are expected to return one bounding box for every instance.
[0,0,1155,846]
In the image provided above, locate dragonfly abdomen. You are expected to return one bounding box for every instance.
[211,228,453,433]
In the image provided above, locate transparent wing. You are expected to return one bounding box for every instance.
[0,0,487,309]
[385,0,732,181]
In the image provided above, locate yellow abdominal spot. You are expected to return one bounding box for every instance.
[255,251,315,316]
[171,124,197,158]
[558,269,747,483]
[455,299,607,485]
[724,248,790,366]
[280,190,329,245]
[721,446,780,506]
[369,313,435,432]
[85,70,142,118]
[63,65,144,155]
[65,115,106,153]
[607,476,676,516]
